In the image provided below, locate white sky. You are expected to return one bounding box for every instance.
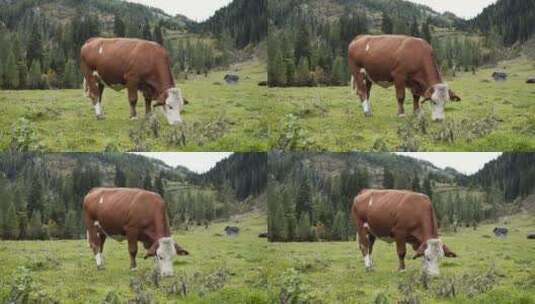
[407,0,498,19]
[132,152,232,173]
[124,0,233,22]
[396,153,501,175]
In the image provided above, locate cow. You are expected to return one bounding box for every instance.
[224,226,240,237]
[351,189,457,276]
[80,38,185,125]
[83,188,189,277]
[348,35,461,121]
[493,227,508,239]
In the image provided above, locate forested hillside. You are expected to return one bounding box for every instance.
[0,0,266,91]
[472,0,535,46]
[0,152,266,240]
[268,0,533,87]
[267,153,517,242]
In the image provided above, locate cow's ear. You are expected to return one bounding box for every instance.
[449,90,461,102]
[144,243,158,259]
[422,87,434,102]
[412,243,427,259]
[175,243,189,256]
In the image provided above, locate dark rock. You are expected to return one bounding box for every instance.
[258,232,268,238]
[526,77,535,84]
[527,232,535,239]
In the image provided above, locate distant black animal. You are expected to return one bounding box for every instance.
[493,227,508,239]
[224,226,240,237]
[527,232,535,239]
[492,71,507,82]
[527,77,535,84]
[258,81,268,86]
[258,232,268,238]
[224,74,240,85]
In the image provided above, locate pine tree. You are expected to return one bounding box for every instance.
[64,209,78,239]
[4,201,19,239]
[17,59,28,89]
[410,18,421,37]
[296,213,312,241]
[63,60,79,88]
[382,12,394,34]
[331,56,346,86]
[29,60,43,89]
[383,168,395,189]
[114,14,126,37]
[153,23,164,45]
[295,57,311,86]
[114,166,126,187]
[26,24,43,69]
[332,211,348,241]
[422,18,432,43]
[142,22,152,41]
[4,49,18,89]
[28,210,44,240]
[423,176,432,198]
[154,173,165,197]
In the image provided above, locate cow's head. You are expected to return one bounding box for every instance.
[424,84,450,121]
[413,239,457,276]
[144,237,189,277]
[158,88,184,125]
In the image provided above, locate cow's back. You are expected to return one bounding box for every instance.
[83,188,166,234]
[353,190,433,237]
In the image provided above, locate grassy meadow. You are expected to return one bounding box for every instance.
[0,60,269,152]
[266,57,535,151]
[1,213,534,303]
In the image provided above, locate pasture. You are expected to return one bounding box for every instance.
[0,213,271,303]
[0,61,269,152]
[1,213,534,303]
[266,58,535,151]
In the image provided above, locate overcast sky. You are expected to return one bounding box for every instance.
[125,0,232,21]
[407,0,497,19]
[133,152,232,173]
[396,153,501,174]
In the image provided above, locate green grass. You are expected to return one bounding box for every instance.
[0,213,272,303]
[0,60,269,152]
[1,214,534,303]
[266,57,535,151]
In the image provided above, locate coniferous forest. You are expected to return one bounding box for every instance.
[267,152,534,242]
[268,0,535,87]
[0,153,266,240]
[0,0,266,90]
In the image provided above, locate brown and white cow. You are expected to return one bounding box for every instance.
[351,189,456,276]
[83,188,189,276]
[348,35,461,121]
[80,38,185,124]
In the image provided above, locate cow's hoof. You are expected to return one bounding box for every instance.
[131,267,138,272]
[398,113,406,118]
[130,116,139,121]
[399,268,407,273]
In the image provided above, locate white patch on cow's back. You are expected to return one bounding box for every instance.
[99,197,104,204]
[366,43,370,52]
[369,197,373,206]
[99,46,103,54]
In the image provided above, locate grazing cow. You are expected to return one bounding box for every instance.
[351,189,457,276]
[80,38,185,124]
[493,227,508,239]
[527,232,535,239]
[83,188,189,276]
[492,71,508,82]
[348,35,461,121]
[224,74,240,85]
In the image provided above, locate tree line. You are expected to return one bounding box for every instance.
[0,153,253,240]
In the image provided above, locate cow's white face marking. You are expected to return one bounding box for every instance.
[163,88,184,125]
[364,254,373,269]
[96,253,103,267]
[423,239,444,276]
[156,237,177,277]
[430,84,449,121]
[362,99,371,115]
[366,44,370,52]
[99,46,103,54]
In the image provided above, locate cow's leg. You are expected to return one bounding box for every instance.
[95,83,105,119]
[357,223,373,271]
[84,215,105,269]
[412,94,421,114]
[143,92,152,115]
[395,239,407,272]
[127,84,139,120]
[351,65,372,117]
[393,76,406,117]
[127,232,139,270]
